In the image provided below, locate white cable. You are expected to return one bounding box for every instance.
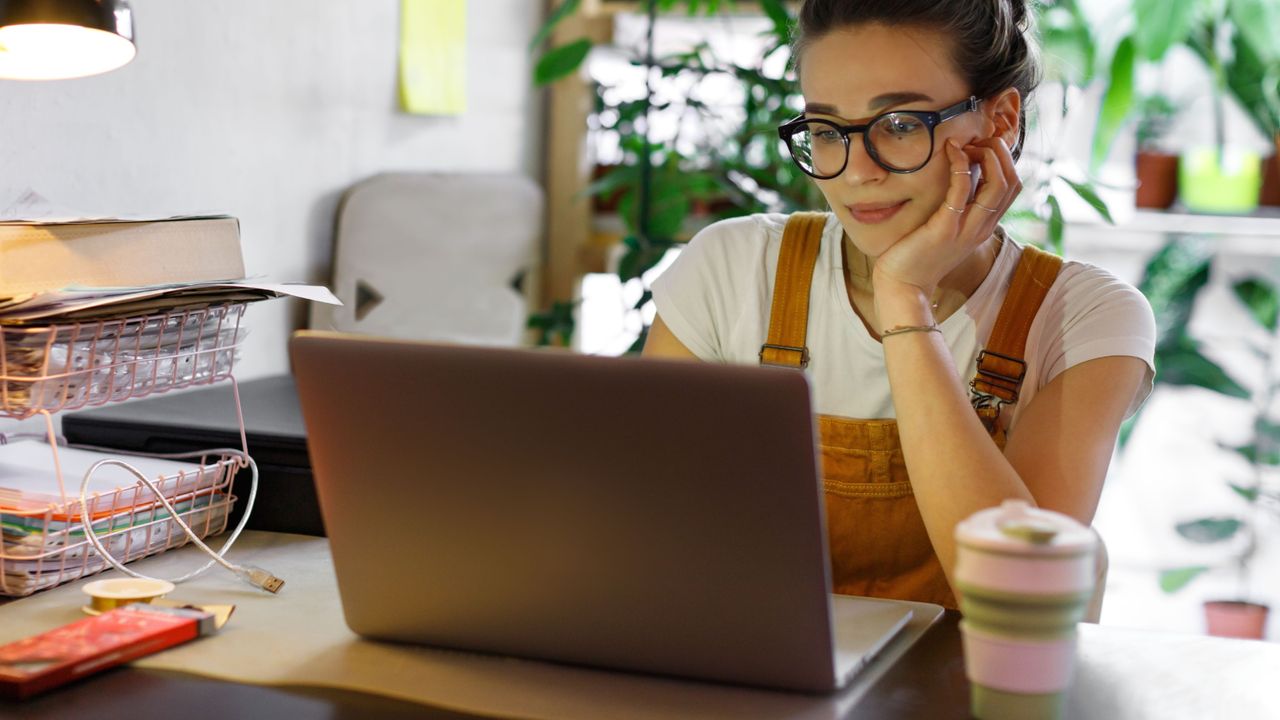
[75,447,284,593]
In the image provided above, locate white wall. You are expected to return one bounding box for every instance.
[0,0,544,379]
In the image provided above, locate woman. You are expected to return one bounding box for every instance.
[643,0,1155,610]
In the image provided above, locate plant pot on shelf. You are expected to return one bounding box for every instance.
[1204,600,1269,639]
[1180,146,1262,214]
[1135,151,1179,209]
[1259,134,1280,207]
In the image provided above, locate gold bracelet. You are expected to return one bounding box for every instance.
[880,323,941,338]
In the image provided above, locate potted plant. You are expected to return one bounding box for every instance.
[1087,0,1280,212]
[1203,0,1280,205]
[1178,3,1265,214]
[1135,242,1276,638]
[1134,94,1181,209]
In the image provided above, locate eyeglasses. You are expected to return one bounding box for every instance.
[777,97,981,178]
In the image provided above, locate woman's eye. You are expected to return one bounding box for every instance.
[883,116,924,136]
[802,123,842,143]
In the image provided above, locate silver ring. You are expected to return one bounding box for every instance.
[943,202,964,214]
[973,202,999,214]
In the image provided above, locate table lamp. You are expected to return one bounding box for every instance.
[0,0,135,80]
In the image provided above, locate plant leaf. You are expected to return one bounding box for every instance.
[1159,566,1210,593]
[1060,176,1115,224]
[1230,483,1261,502]
[1132,0,1198,62]
[528,0,581,54]
[1155,336,1250,398]
[1137,238,1212,344]
[627,323,650,355]
[1046,194,1064,255]
[633,289,653,311]
[617,235,674,283]
[1039,2,1096,85]
[579,164,639,200]
[759,0,791,39]
[1227,443,1280,466]
[1175,517,1244,544]
[1091,35,1135,172]
[526,300,577,347]
[1001,208,1041,223]
[534,38,593,86]
[1232,277,1280,332]
[1230,0,1280,66]
[1255,417,1280,444]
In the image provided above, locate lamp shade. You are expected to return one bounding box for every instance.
[0,0,135,80]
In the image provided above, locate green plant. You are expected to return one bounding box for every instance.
[1196,0,1280,143]
[1090,0,1280,169]
[1135,94,1180,152]
[1004,0,1118,253]
[527,0,819,349]
[1128,237,1278,599]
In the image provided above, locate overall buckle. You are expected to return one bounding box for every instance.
[759,343,810,369]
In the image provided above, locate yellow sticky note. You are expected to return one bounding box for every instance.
[399,0,466,115]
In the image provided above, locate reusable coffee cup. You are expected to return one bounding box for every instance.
[955,500,1096,720]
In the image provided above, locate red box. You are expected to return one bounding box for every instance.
[0,604,214,700]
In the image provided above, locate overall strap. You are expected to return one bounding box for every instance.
[759,212,828,368]
[971,243,1064,433]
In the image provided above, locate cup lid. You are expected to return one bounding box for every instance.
[955,499,1096,556]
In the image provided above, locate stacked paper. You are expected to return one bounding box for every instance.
[0,440,236,596]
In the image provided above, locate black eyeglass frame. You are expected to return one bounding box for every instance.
[777,96,982,177]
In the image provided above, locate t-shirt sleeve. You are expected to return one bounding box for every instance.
[1036,263,1157,418]
[649,217,758,362]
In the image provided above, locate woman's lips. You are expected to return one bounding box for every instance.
[846,200,907,224]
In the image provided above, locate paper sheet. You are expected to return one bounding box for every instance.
[0,439,204,505]
[398,0,467,115]
[0,532,945,720]
[0,279,341,322]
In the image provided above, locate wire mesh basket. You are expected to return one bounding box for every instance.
[0,448,242,597]
[0,302,252,595]
[0,303,246,419]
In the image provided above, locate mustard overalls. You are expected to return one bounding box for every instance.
[758,212,1062,610]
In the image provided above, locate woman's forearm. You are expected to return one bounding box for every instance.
[875,286,1033,593]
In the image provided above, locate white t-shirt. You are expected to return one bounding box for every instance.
[650,213,1156,431]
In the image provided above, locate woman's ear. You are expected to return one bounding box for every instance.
[987,87,1022,147]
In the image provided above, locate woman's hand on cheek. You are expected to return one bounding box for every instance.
[870,131,1023,327]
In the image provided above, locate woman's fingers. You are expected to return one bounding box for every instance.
[965,136,1021,213]
[939,139,974,220]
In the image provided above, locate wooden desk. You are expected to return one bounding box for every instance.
[7,611,1279,719]
[10,614,963,719]
[3,531,1276,720]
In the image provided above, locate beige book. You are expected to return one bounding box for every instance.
[0,216,244,296]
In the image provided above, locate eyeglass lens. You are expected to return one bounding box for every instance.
[789,113,933,176]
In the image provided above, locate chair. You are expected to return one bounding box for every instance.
[310,172,542,346]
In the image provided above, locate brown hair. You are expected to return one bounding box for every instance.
[792,0,1041,161]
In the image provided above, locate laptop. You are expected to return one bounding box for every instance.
[289,330,916,694]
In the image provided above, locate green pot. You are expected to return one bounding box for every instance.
[1179,147,1262,214]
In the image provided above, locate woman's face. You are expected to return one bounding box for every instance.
[798,23,991,258]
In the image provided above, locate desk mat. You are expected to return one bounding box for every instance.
[0,531,945,720]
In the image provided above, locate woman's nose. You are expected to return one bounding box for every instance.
[838,136,888,184]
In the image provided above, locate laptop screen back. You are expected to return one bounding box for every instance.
[290,331,841,692]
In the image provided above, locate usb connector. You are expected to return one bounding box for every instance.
[234,565,285,594]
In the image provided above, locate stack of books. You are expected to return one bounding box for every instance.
[0,210,338,595]
[0,215,336,323]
